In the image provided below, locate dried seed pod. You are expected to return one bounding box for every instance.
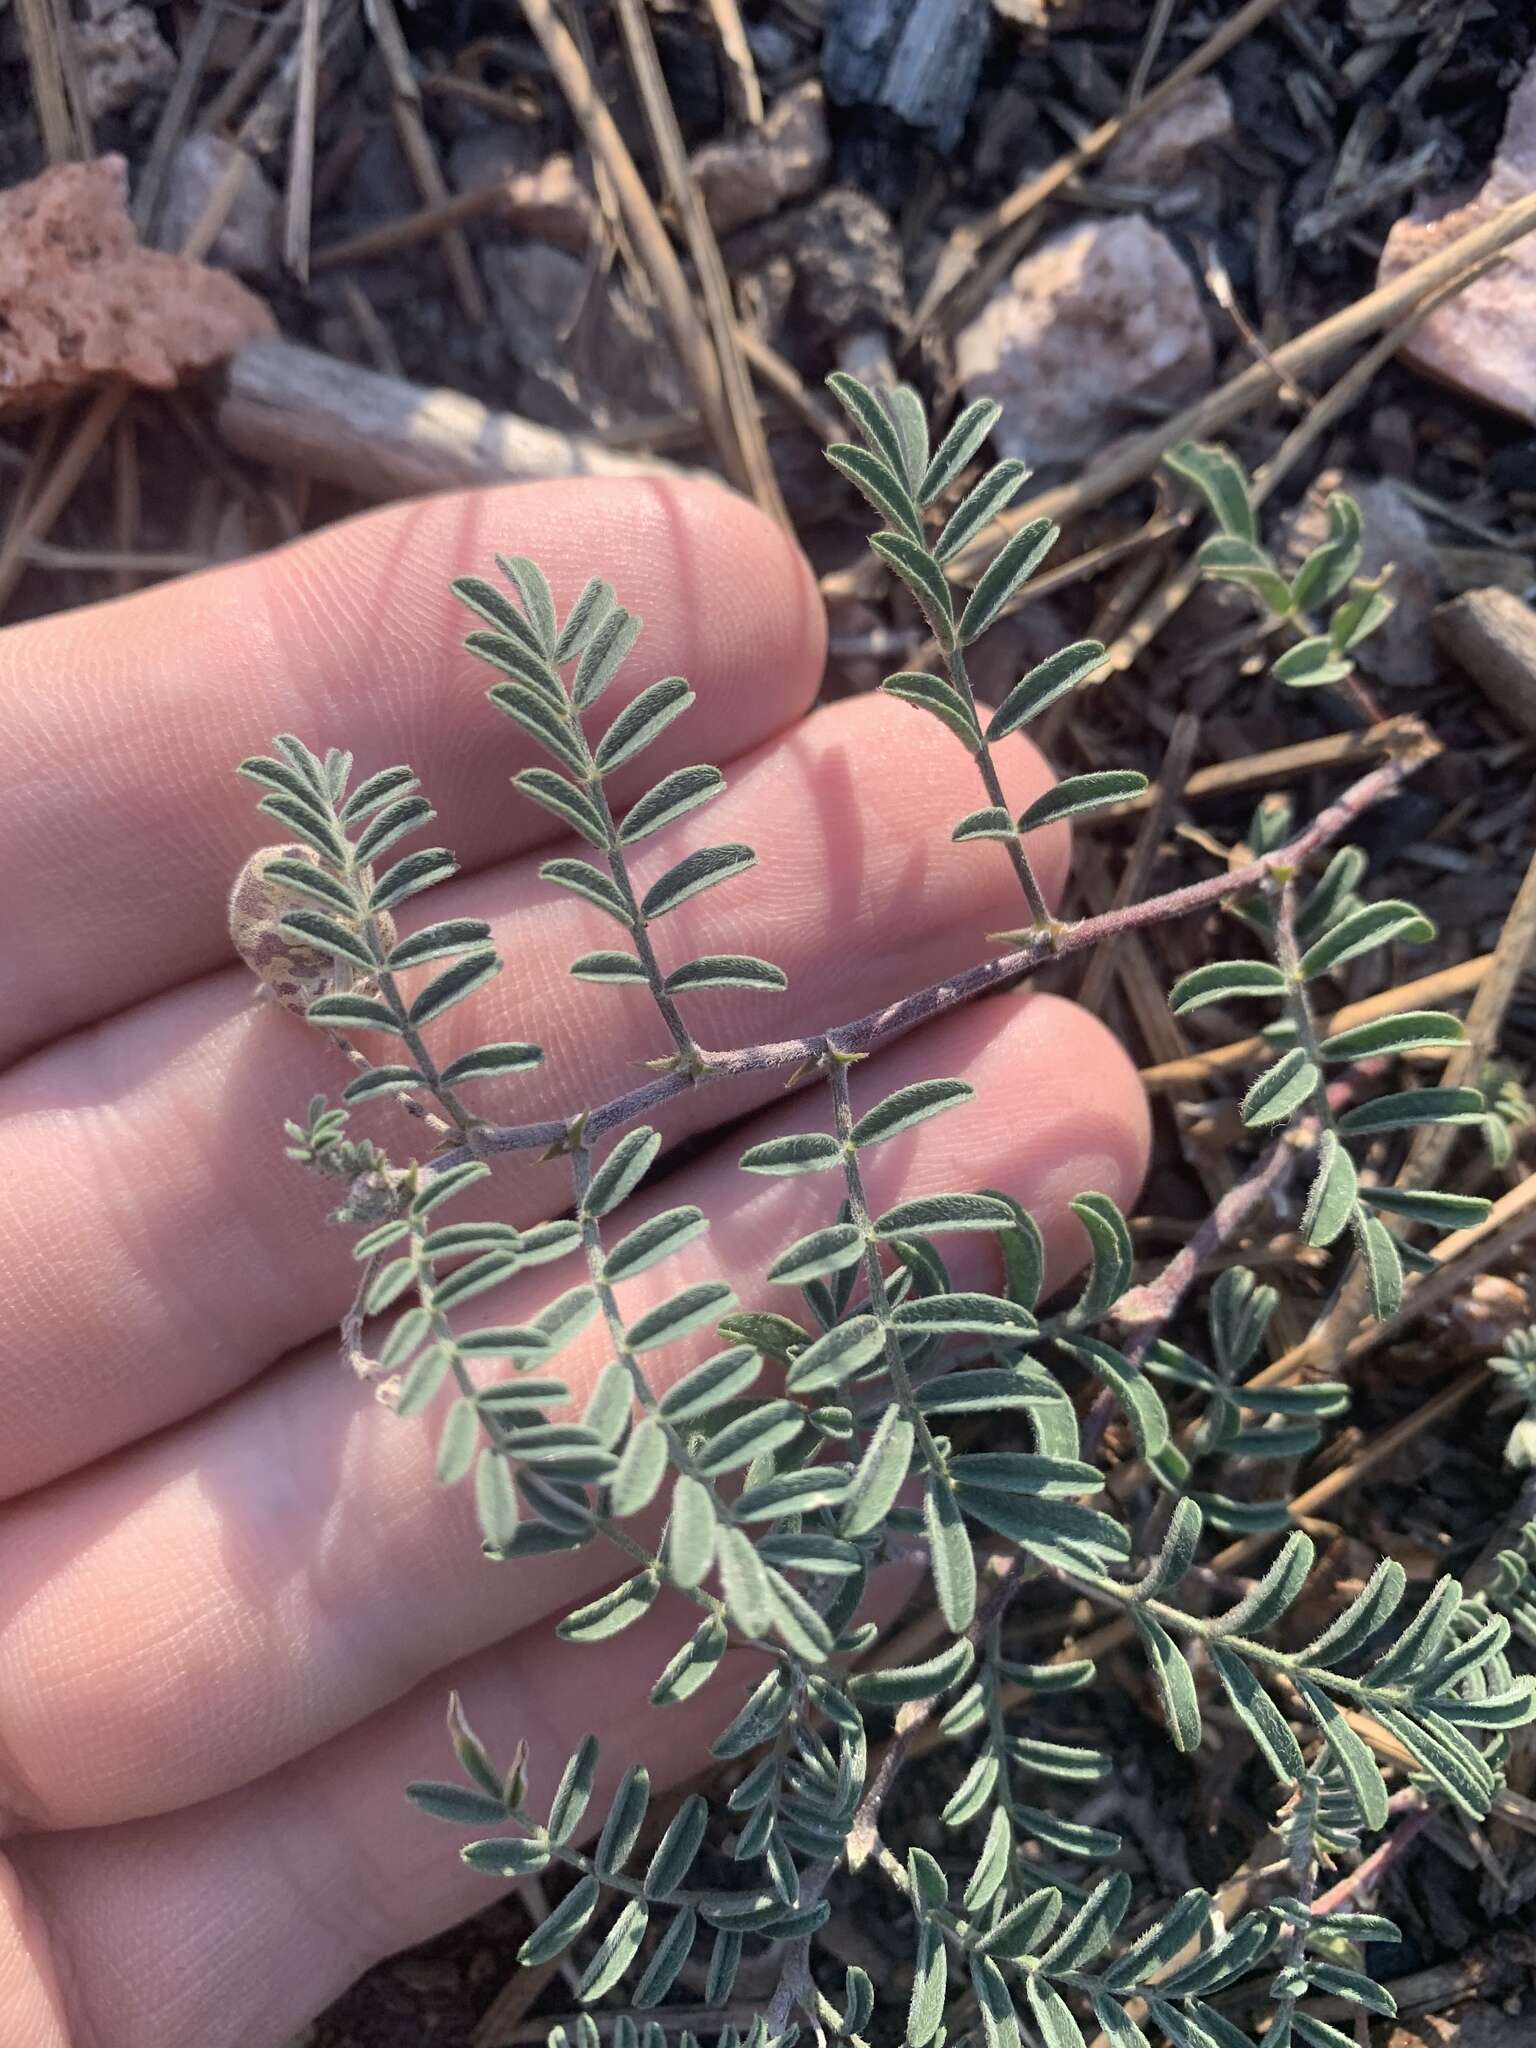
[228,842,395,1017]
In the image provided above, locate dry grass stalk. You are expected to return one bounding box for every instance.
[703,0,764,124]
[911,0,1291,337]
[15,0,86,164]
[133,0,224,237]
[364,0,488,323]
[282,0,324,282]
[201,0,303,135]
[516,0,759,508]
[0,387,129,614]
[612,0,787,524]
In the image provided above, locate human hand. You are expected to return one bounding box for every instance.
[0,477,1148,2047]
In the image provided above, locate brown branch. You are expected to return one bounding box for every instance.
[403,722,1438,1179]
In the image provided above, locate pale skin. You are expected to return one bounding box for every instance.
[0,475,1150,2048]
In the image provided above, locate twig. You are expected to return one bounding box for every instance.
[1078,712,1199,1018]
[1079,1117,1311,1462]
[283,0,324,281]
[1310,1796,1432,1915]
[201,0,302,134]
[703,0,763,124]
[216,337,690,499]
[1295,139,1442,247]
[134,0,224,238]
[365,0,488,323]
[20,539,210,577]
[1125,0,1180,109]
[312,164,591,270]
[611,0,788,525]
[735,326,844,445]
[1115,1129,1306,1368]
[0,386,128,617]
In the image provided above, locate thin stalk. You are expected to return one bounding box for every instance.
[406,1221,756,1646]
[568,1139,746,1624]
[557,694,701,1070]
[1046,1558,1421,1717]
[827,1053,946,1478]
[371,950,481,1134]
[1273,876,1378,1286]
[947,640,1052,928]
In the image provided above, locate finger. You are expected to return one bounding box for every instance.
[6,1563,913,2048]
[0,696,1067,1499]
[0,994,1148,1831]
[0,477,824,1063]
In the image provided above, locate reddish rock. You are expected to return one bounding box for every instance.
[76,0,175,118]
[0,156,275,419]
[1377,54,1536,425]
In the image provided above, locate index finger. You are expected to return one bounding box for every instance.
[0,477,824,1063]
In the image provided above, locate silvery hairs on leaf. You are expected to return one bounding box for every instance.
[228,378,1530,2048]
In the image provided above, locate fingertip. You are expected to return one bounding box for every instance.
[304,473,826,732]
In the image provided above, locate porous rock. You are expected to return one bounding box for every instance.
[726,187,906,351]
[1377,54,1536,425]
[955,214,1212,468]
[691,79,830,236]
[76,0,175,118]
[1274,472,1439,688]
[158,134,280,278]
[0,156,275,418]
[483,244,688,429]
